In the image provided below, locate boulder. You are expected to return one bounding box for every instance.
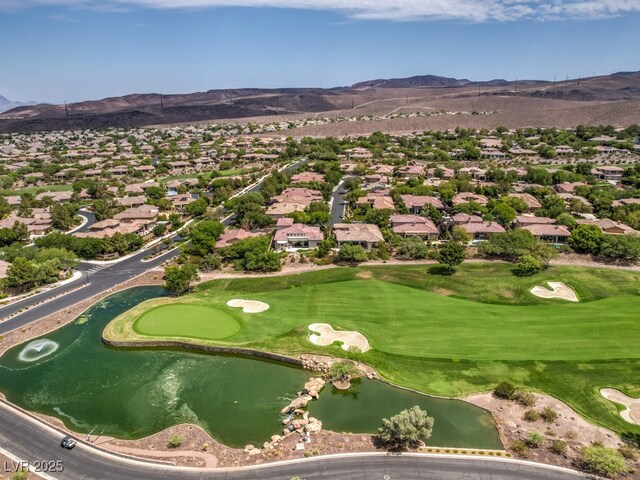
[306,417,322,434]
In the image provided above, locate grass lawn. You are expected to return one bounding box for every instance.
[134,303,240,340]
[159,169,247,183]
[104,263,640,438]
[1,184,74,196]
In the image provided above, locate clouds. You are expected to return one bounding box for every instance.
[2,0,640,21]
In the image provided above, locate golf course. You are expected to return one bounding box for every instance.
[103,263,640,438]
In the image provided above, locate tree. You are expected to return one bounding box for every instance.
[396,236,429,259]
[568,224,604,253]
[185,198,208,217]
[451,226,472,243]
[200,253,222,272]
[580,445,628,476]
[6,257,38,291]
[514,254,543,276]
[479,229,538,261]
[435,241,465,273]
[188,220,224,257]
[164,263,199,296]
[555,213,577,229]
[35,247,78,271]
[316,238,335,258]
[50,203,75,231]
[326,361,360,382]
[491,202,517,227]
[11,221,30,242]
[377,406,434,450]
[337,244,368,263]
[599,234,640,261]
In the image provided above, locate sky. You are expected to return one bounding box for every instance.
[0,0,639,103]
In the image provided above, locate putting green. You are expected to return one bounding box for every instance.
[133,304,240,340]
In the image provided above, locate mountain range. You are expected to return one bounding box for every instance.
[1,71,639,133]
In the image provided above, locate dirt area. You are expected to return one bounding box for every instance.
[0,269,164,357]
[226,299,270,313]
[0,453,43,479]
[467,392,640,476]
[433,287,454,296]
[601,389,640,426]
[530,282,579,302]
[308,323,371,353]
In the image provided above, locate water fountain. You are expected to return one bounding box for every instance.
[17,339,59,362]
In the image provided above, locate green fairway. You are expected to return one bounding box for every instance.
[134,304,240,339]
[105,263,640,437]
[1,184,73,196]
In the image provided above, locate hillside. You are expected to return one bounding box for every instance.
[1,71,638,133]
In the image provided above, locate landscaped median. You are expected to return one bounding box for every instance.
[102,263,640,439]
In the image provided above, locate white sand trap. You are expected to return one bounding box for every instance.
[226,299,270,313]
[530,282,579,302]
[601,388,640,425]
[308,323,370,353]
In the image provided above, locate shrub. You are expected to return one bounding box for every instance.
[581,445,628,476]
[11,470,28,480]
[540,406,559,423]
[515,391,536,407]
[550,440,568,455]
[337,244,368,263]
[512,440,528,454]
[377,406,435,450]
[494,381,516,400]
[527,432,545,448]
[514,254,543,276]
[619,445,638,460]
[523,409,540,422]
[167,434,183,448]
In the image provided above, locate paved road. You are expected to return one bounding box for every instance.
[330,180,348,226]
[0,402,585,480]
[74,210,96,233]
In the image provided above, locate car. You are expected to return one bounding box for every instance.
[60,436,76,449]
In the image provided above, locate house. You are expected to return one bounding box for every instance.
[400,195,445,214]
[522,224,571,244]
[115,196,148,208]
[459,221,506,240]
[508,193,542,212]
[576,218,638,235]
[113,205,160,226]
[396,165,425,178]
[333,223,384,250]
[266,202,307,218]
[272,188,323,206]
[291,172,325,183]
[390,215,439,240]
[514,215,556,228]
[273,223,323,251]
[215,229,263,249]
[452,192,488,206]
[555,182,587,194]
[74,219,149,239]
[167,193,196,213]
[36,191,73,203]
[356,191,395,210]
[459,167,487,180]
[452,213,483,225]
[591,166,624,183]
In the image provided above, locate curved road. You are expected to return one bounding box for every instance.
[0,402,586,480]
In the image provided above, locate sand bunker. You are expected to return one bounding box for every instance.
[601,388,640,425]
[530,282,579,302]
[226,299,270,313]
[308,323,370,353]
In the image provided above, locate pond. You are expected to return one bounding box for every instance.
[0,287,501,449]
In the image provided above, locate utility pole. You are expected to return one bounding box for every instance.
[351,97,354,109]
[64,101,69,118]
[553,76,556,87]
[565,75,568,86]
[160,95,164,111]
[577,75,581,86]
[514,78,518,92]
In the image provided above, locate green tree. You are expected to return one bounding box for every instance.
[11,221,30,242]
[451,226,472,243]
[35,247,78,271]
[599,234,640,261]
[568,224,604,253]
[6,257,38,291]
[50,203,75,230]
[185,198,208,217]
[377,406,435,450]
[337,244,368,263]
[188,220,225,257]
[435,241,465,273]
[396,236,429,259]
[491,203,517,227]
[327,360,361,382]
[514,254,543,276]
[494,381,516,400]
[164,263,199,296]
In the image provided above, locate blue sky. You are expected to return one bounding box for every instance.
[0,1,638,103]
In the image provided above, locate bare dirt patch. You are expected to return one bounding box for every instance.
[530,282,579,302]
[356,270,373,279]
[226,299,270,313]
[433,287,454,296]
[601,388,640,425]
[308,323,371,353]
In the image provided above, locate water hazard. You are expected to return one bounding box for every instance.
[0,286,501,449]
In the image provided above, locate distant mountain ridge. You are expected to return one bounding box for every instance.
[1,71,638,132]
[0,95,38,114]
